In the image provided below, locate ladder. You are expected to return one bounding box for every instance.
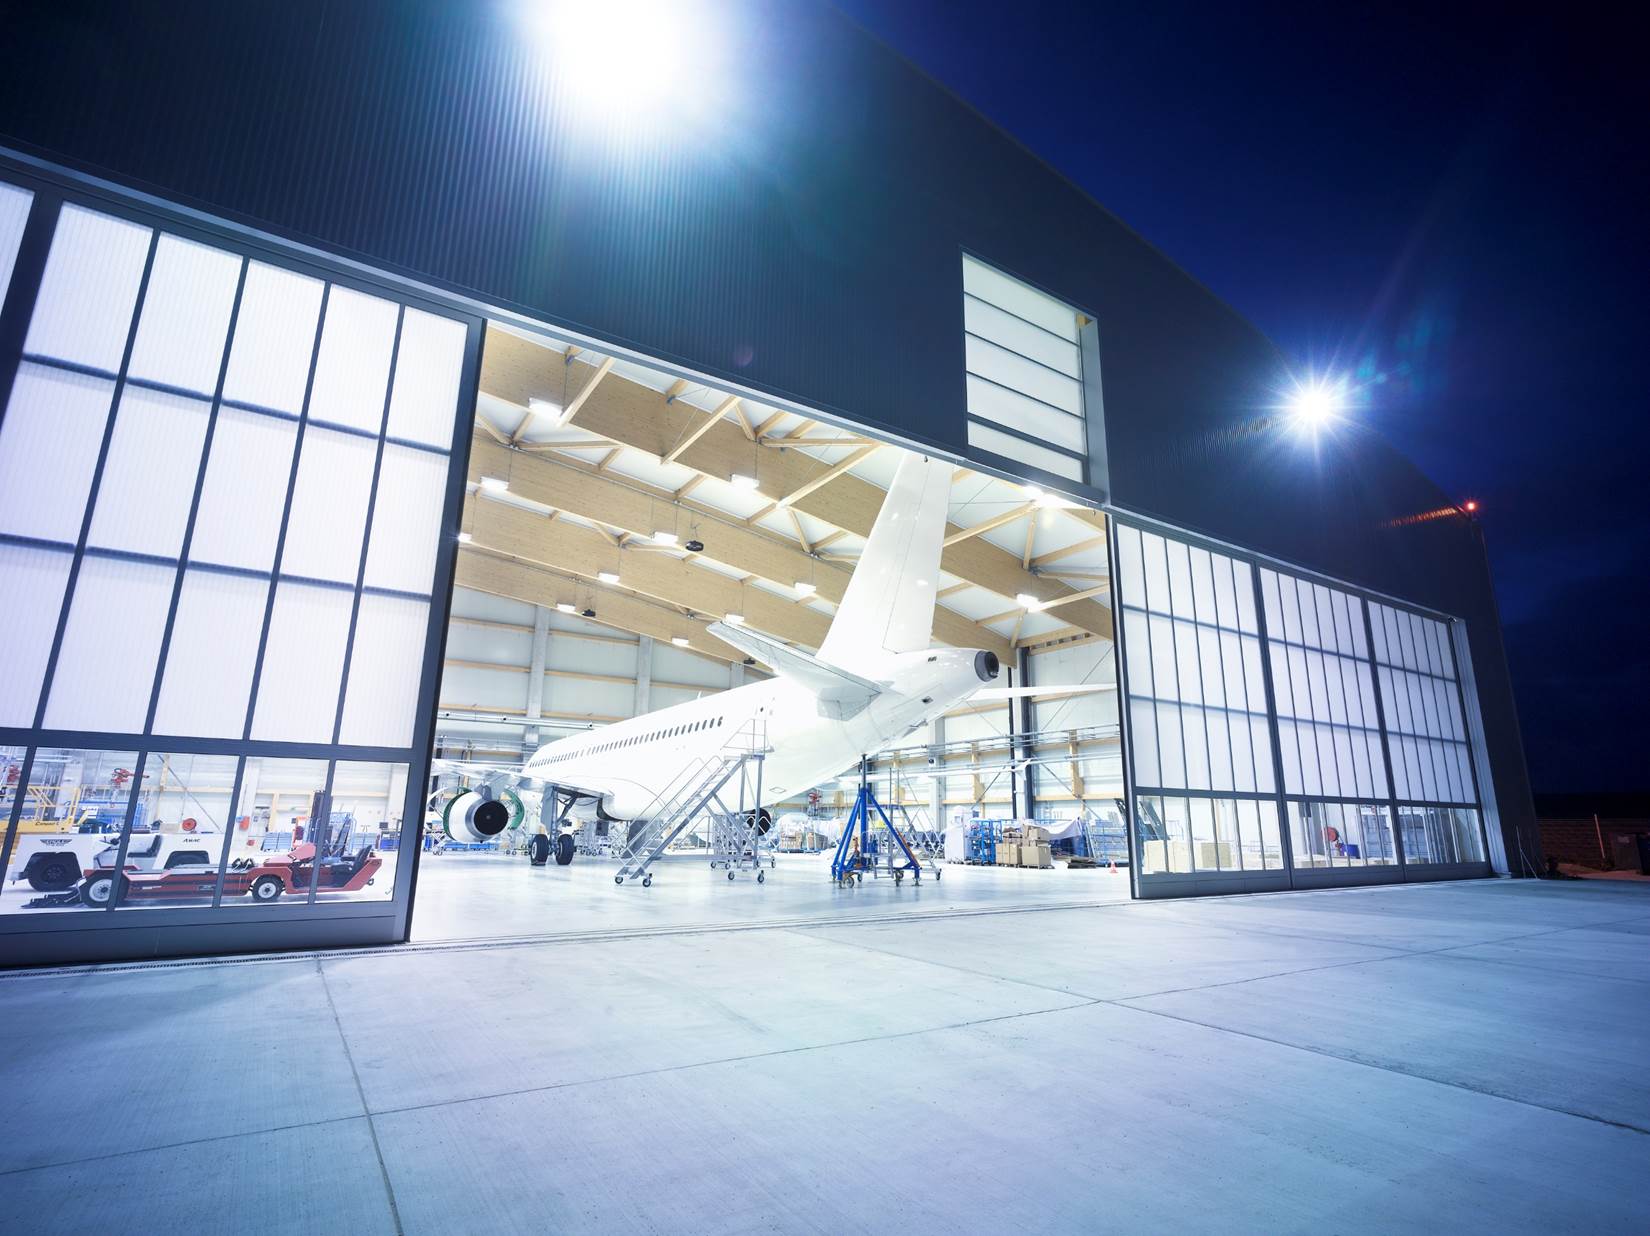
[612,719,770,887]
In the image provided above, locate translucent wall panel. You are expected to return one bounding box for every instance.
[221,262,324,414]
[250,582,353,742]
[152,569,268,737]
[280,427,377,583]
[1134,794,1282,874]
[362,445,447,594]
[0,543,73,726]
[1117,525,1273,798]
[385,307,465,448]
[126,234,241,395]
[188,406,298,571]
[23,205,151,371]
[0,364,115,542]
[960,254,1086,481]
[44,556,175,732]
[339,594,429,747]
[85,388,210,557]
[308,286,398,433]
[0,181,33,300]
[1370,602,1479,813]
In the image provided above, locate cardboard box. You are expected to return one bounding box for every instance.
[1029,845,1053,869]
[997,846,1019,867]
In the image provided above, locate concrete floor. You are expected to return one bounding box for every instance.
[410,850,1131,941]
[2,878,1647,1234]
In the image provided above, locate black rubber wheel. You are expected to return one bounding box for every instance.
[250,875,284,903]
[727,870,735,881]
[554,833,575,866]
[642,874,652,888]
[615,875,624,885]
[756,870,765,884]
[29,856,77,892]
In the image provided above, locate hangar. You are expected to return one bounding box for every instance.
[0,0,1538,965]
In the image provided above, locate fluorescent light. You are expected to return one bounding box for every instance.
[457,531,472,544]
[794,581,817,596]
[556,602,576,614]
[1016,593,1045,611]
[730,473,759,490]
[598,570,620,585]
[1035,491,1066,509]
[479,476,509,494]
[527,397,561,422]
[652,530,679,546]
[725,613,744,626]
[672,636,690,647]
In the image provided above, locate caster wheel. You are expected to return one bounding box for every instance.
[728,870,736,881]
[757,871,765,884]
[614,875,624,886]
[642,875,652,888]
[935,870,942,881]
[856,873,863,885]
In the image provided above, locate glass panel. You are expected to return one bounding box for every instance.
[126,234,241,395]
[85,387,210,557]
[44,556,174,733]
[384,307,465,449]
[361,444,447,594]
[24,205,151,371]
[1214,799,1242,870]
[963,294,1081,374]
[961,255,1079,341]
[188,406,298,571]
[964,376,1086,450]
[221,262,324,415]
[964,335,1083,415]
[250,582,352,742]
[0,542,73,726]
[307,286,398,434]
[0,182,33,300]
[1,748,139,915]
[151,569,268,738]
[218,757,329,908]
[111,753,240,910]
[1188,797,1218,870]
[323,761,405,901]
[1116,524,1145,609]
[339,594,430,747]
[0,363,116,541]
[1257,799,1283,868]
[964,419,1083,481]
[280,426,376,583]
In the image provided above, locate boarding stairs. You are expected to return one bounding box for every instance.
[613,719,770,887]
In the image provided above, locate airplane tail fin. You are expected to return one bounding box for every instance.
[817,453,950,671]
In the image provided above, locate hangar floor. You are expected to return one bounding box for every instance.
[409,851,1132,942]
[3,879,1647,1234]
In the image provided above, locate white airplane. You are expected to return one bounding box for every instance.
[442,453,1109,855]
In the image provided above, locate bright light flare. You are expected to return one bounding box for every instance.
[793,581,817,596]
[730,473,760,491]
[530,0,702,121]
[1284,378,1347,433]
[479,475,510,494]
[597,570,620,585]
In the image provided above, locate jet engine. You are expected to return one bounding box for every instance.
[444,788,520,844]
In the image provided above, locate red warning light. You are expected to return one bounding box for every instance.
[1463,500,1479,514]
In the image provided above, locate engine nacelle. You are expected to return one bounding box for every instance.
[444,790,513,844]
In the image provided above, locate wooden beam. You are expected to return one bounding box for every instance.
[664,395,741,464]
[1030,532,1109,568]
[752,409,789,439]
[1022,514,1037,569]
[558,354,614,428]
[943,503,1035,548]
[776,444,878,507]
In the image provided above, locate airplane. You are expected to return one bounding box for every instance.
[441,452,1111,859]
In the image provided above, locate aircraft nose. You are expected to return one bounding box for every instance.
[974,651,1000,682]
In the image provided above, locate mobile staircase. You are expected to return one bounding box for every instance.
[613,718,771,887]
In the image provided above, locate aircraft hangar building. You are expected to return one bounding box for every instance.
[0,0,1538,965]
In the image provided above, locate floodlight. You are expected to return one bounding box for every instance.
[1285,379,1346,432]
[533,0,697,120]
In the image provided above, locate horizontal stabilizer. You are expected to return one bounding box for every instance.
[972,684,1116,702]
[707,621,882,720]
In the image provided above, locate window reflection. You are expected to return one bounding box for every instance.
[109,753,240,911]
[0,748,139,913]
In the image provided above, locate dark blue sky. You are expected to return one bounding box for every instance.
[836,0,1648,793]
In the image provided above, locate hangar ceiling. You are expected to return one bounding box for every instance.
[457,324,1113,668]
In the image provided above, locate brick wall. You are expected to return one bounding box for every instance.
[1539,816,1650,869]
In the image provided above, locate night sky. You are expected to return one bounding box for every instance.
[835,0,1647,794]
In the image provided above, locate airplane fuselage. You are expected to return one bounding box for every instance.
[523,648,993,820]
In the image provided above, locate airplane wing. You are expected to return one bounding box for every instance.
[706,621,883,720]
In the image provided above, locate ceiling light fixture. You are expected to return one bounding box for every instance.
[598,570,620,585]
[1016,592,1045,611]
[556,602,576,614]
[479,475,510,494]
[672,636,690,647]
[527,397,561,422]
[730,473,759,490]
[652,530,679,546]
[794,580,817,596]
[725,613,744,625]
[457,531,472,544]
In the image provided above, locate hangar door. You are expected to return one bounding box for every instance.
[0,164,479,964]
